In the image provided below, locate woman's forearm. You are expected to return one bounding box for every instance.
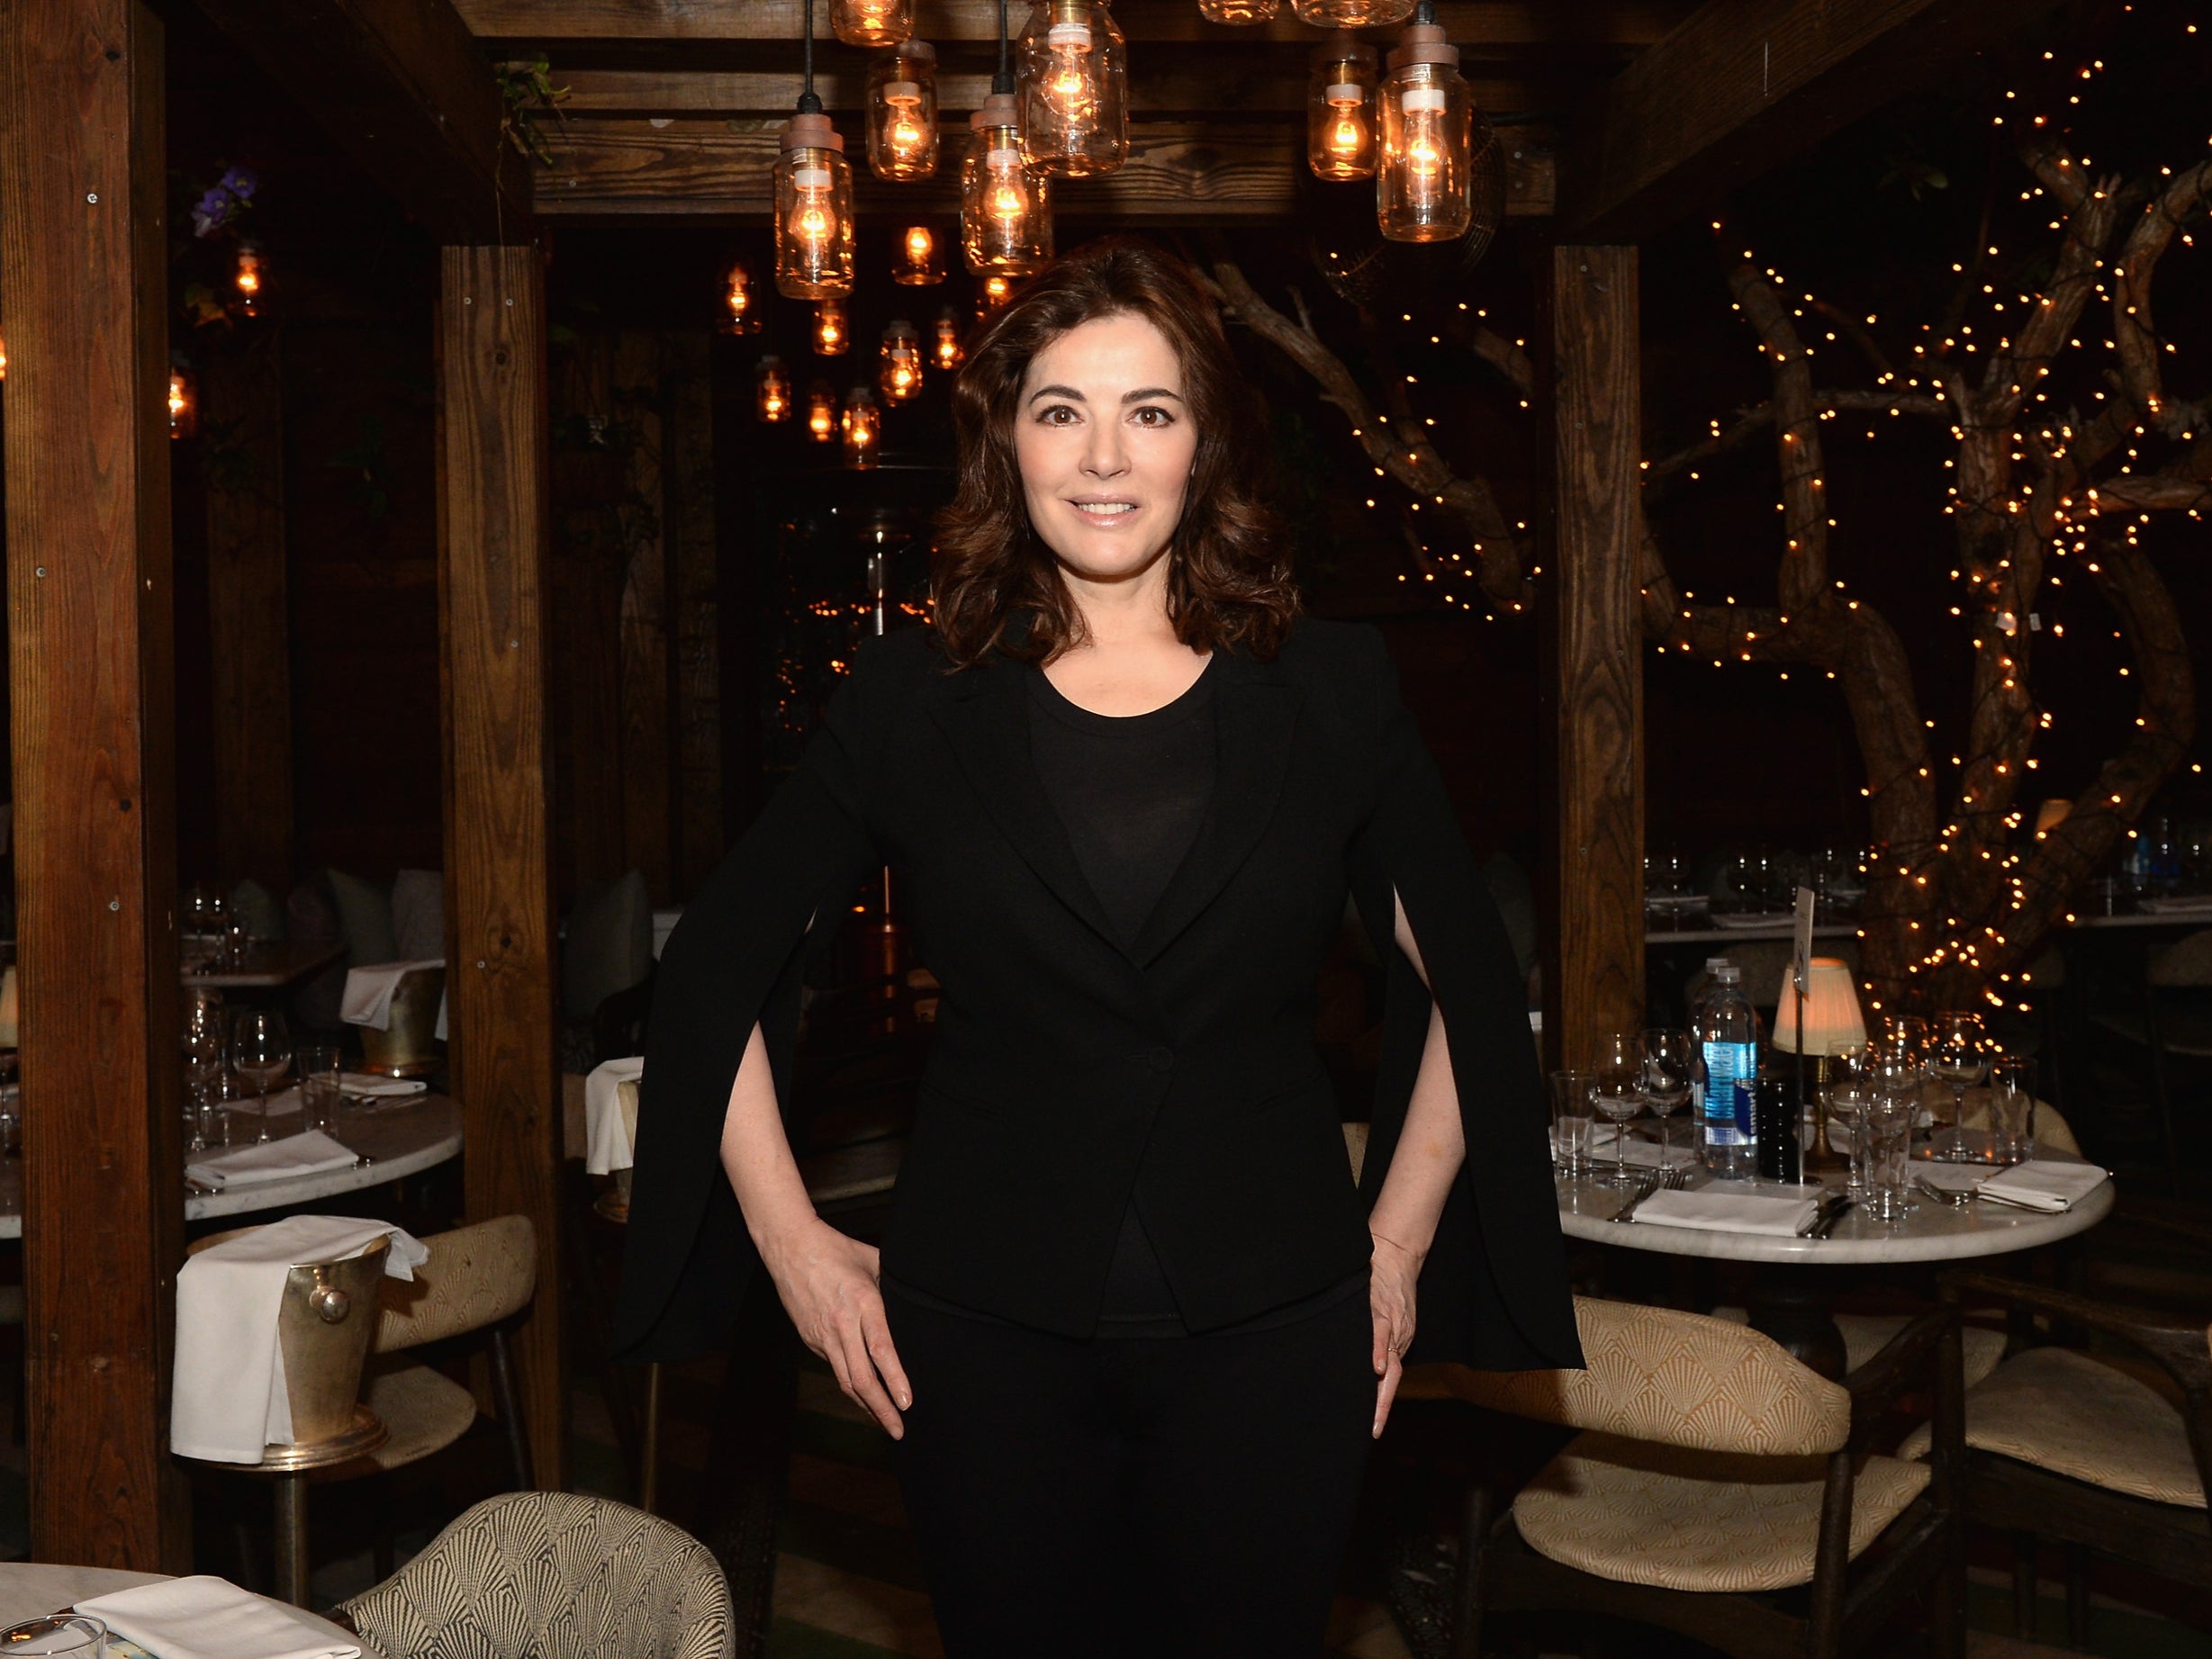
[719,1021,825,1261]
[1368,1000,1465,1260]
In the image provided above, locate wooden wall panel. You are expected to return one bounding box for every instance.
[551,334,626,899]
[204,331,293,890]
[664,332,723,893]
[1542,247,1644,1072]
[0,0,189,1567]
[438,244,565,1487]
[613,330,672,904]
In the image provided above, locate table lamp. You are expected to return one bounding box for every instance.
[1771,956,1865,1171]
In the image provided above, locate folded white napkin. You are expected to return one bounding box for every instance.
[1978,1159,2111,1212]
[585,1055,646,1176]
[172,1216,429,1464]
[1913,1162,1988,1197]
[340,1071,429,1098]
[1631,1186,1823,1236]
[340,960,444,1030]
[186,1130,360,1191]
[80,1574,360,1659]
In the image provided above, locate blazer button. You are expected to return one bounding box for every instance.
[1144,1046,1175,1074]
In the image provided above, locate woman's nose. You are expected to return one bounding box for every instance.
[1081,422,1129,477]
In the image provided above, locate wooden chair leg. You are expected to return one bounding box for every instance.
[1450,1483,1491,1659]
[2012,1530,2039,1638]
[2064,1543,2092,1650]
[488,1323,535,1491]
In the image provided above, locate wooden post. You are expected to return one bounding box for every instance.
[438,245,566,1488]
[204,331,294,891]
[1541,246,1644,1074]
[613,330,673,904]
[0,0,189,1567]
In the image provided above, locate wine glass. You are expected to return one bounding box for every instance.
[182,1017,224,1154]
[1639,1028,1694,1166]
[1927,1013,1990,1161]
[1823,1043,1879,1197]
[1589,1032,1647,1186]
[229,1009,291,1146]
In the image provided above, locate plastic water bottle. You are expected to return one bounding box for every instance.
[1696,965,1758,1177]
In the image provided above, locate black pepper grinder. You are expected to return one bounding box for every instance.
[1753,1071,1801,1184]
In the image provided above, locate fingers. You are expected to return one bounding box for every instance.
[838,1321,906,1438]
[862,1303,915,1415]
[1373,1352,1404,1438]
[1371,1306,1391,1376]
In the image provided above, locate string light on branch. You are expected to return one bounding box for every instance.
[720,260,761,334]
[755,356,791,423]
[774,0,855,300]
[1017,0,1127,177]
[880,320,924,401]
[894,223,944,284]
[814,296,850,355]
[867,41,939,179]
[1307,35,1378,181]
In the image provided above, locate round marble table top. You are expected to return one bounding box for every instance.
[0,1094,462,1242]
[1557,1154,2114,1264]
[0,1564,384,1657]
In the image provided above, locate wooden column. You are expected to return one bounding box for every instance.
[438,245,565,1487]
[0,0,188,1567]
[1541,246,1644,1073]
[204,331,293,891]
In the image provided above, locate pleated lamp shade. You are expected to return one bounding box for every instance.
[1771,957,1866,1056]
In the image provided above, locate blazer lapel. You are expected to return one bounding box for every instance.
[925,654,1125,952]
[1129,649,1303,967]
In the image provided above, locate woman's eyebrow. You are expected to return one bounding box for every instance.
[1122,387,1185,403]
[1026,383,1086,403]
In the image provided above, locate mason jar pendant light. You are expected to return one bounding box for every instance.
[774,1,855,300]
[980,273,1016,312]
[831,0,911,48]
[1016,0,1127,178]
[1378,1,1473,243]
[1307,36,1378,180]
[880,321,924,401]
[1291,0,1410,29]
[934,308,967,371]
[867,41,939,179]
[962,14,1054,277]
[720,260,761,334]
[843,386,881,469]
[894,223,944,284]
[814,296,850,355]
[756,356,792,422]
[233,244,266,318]
[1197,0,1278,22]
[808,381,839,441]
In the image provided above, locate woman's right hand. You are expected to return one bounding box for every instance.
[759,1219,912,1438]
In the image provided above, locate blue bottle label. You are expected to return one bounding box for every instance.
[1701,1040,1756,1147]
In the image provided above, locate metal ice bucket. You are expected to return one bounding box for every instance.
[358,965,446,1077]
[262,1232,391,1468]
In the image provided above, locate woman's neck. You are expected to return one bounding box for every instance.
[1047,561,1210,717]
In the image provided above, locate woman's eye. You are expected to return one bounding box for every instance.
[1132,406,1176,428]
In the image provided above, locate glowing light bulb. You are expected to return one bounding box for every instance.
[1016,1,1127,177]
[808,381,838,441]
[234,245,264,316]
[773,112,854,299]
[894,222,943,284]
[961,94,1053,274]
[880,321,923,402]
[934,310,966,370]
[867,42,939,180]
[721,261,759,334]
[815,297,849,356]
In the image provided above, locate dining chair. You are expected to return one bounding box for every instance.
[2085,927,2212,1188]
[1896,1268,2212,1650]
[1404,1294,1964,1659]
[337,1490,731,1659]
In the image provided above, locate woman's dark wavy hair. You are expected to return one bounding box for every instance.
[932,237,1296,667]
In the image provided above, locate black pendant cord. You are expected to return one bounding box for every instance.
[993,0,1012,95]
[1413,0,1436,20]
[799,0,823,114]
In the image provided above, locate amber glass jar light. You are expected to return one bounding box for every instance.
[721,260,761,334]
[168,364,198,439]
[808,381,839,441]
[756,356,792,422]
[1378,6,1473,243]
[895,224,944,285]
[934,309,966,371]
[831,0,910,47]
[867,41,939,179]
[1307,38,1377,180]
[814,296,850,356]
[1290,0,1410,30]
[961,92,1053,274]
[234,244,265,317]
[880,321,924,402]
[843,386,881,468]
[1197,0,1278,21]
[774,112,855,298]
[1016,0,1127,178]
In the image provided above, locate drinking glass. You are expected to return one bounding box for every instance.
[1548,1068,1595,1179]
[297,1043,342,1133]
[1589,1033,1646,1186]
[230,1008,292,1146]
[1990,1054,2035,1164]
[1639,1028,1694,1165]
[1823,1043,1878,1197]
[1927,1012,1990,1161]
[1855,1085,1918,1222]
[182,1021,224,1154]
[0,1615,108,1655]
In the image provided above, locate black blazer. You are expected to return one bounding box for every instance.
[614,618,1581,1372]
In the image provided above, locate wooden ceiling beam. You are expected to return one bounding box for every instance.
[456,0,1689,49]
[532,117,1556,221]
[192,0,531,243]
[1558,0,2063,243]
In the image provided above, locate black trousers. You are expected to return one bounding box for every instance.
[884,1283,1377,1658]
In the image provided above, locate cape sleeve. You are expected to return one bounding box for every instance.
[1345,630,1584,1372]
[610,644,896,1363]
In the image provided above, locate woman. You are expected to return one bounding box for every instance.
[617,239,1578,1656]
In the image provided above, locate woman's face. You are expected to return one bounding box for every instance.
[1012,311,1197,589]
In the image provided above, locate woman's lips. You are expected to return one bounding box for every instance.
[1069,500,1140,528]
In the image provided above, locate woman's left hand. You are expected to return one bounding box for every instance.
[1368,1231,1422,1438]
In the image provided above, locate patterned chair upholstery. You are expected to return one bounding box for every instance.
[1406,1294,1963,1657]
[338,1492,732,1659]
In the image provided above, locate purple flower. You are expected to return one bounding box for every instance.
[190,167,260,238]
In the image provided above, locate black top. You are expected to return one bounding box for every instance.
[1029,662,1216,1335]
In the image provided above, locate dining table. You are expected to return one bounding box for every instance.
[0,1564,384,1656]
[1557,1148,2114,1378]
[0,1092,462,1241]
[181,936,348,991]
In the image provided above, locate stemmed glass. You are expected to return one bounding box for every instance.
[1927,1013,1990,1161]
[229,1009,291,1146]
[181,1000,225,1154]
[1639,1028,1694,1166]
[1824,1043,1878,1197]
[1589,1032,1647,1186]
